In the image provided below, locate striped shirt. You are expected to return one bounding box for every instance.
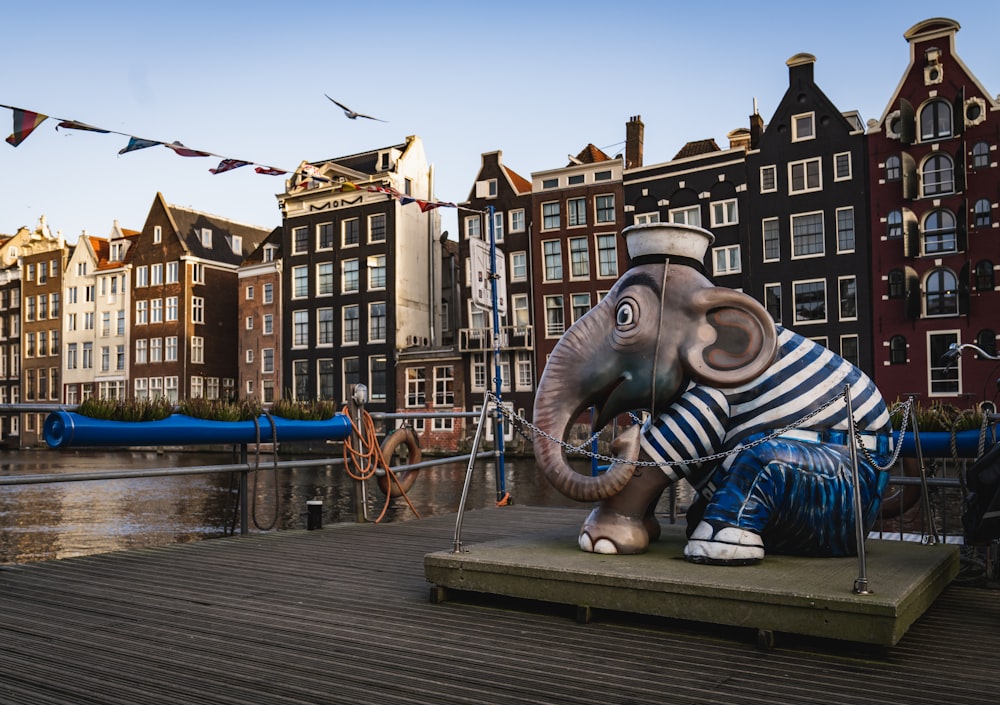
[640,326,890,482]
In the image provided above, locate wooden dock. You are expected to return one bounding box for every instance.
[1,506,998,704]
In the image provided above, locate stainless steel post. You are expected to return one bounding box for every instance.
[452,395,492,553]
[845,384,871,595]
[909,403,939,545]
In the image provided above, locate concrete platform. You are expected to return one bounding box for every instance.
[424,524,960,646]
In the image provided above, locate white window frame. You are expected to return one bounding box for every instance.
[634,212,660,226]
[760,165,777,193]
[928,330,961,396]
[712,244,742,276]
[833,152,852,181]
[838,275,858,322]
[792,112,815,142]
[790,211,825,259]
[710,199,738,227]
[792,278,828,325]
[509,209,525,233]
[762,217,780,262]
[669,205,701,227]
[788,157,822,194]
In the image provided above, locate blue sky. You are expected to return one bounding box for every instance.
[3,2,999,244]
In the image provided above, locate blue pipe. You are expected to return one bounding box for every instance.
[43,411,352,449]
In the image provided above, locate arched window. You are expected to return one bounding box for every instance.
[924,268,959,316]
[972,141,990,169]
[919,99,952,141]
[885,155,901,181]
[887,209,903,238]
[974,198,992,228]
[922,209,957,254]
[889,335,907,364]
[977,330,997,357]
[976,260,995,291]
[921,154,954,196]
[887,269,906,298]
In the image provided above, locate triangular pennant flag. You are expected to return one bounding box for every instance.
[418,200,443,212]
[400,197,416,206]
[56,120,110,134]
[6,108,48,147]
[254,166,287,175]
[166,141,210,158]
[119,136,162,155]
[209,159,251,175]
[340,181,359,191]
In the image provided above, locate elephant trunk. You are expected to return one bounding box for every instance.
[532,304,636,502]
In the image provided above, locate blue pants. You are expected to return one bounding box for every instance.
[695,436,890,557]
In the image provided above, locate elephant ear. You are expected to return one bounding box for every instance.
[681,287,778,387]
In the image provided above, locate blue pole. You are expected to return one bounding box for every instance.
[487,205,508,502]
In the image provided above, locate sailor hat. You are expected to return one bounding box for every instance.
[622,223,715,270]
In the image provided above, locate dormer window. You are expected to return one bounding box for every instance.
[110,242,124,261]
[263,245,277,263]
[379,152,391,171]
[231,235,242,255]
[201,228,212,248]
[792,112,815,142]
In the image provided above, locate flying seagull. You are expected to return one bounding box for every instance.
[325,95,387,122]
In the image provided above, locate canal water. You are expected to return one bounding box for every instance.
[0,448,602,564]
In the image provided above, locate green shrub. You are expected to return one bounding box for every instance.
[76,397,173,422]
[178,397,263,422]
[890,400,984,433]
[269,397,338,421]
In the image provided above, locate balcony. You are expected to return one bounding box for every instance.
[459,325,533,352]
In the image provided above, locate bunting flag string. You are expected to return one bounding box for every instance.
[1,102,480,215]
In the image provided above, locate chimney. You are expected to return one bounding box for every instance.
[625,115,644,169]
[727,128,751,152]
[749,99,764,149]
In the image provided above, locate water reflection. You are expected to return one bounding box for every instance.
[0,448,585,564]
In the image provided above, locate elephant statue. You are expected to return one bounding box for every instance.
[532,223,893,565]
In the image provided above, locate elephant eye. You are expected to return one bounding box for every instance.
[616,300,637,330]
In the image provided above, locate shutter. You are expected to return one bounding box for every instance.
[954,143,966,192]
[959,261,971,315]
[901,151,917,200]
[957,201,968,252]
[903,209,920,257]
[953,87,965,136]
[904,266,920,319]
[899,98,916,145]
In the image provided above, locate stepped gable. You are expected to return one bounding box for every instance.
[672,139,721,160]
[166,203,272,265]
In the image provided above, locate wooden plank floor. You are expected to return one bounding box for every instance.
[1,505,998,705]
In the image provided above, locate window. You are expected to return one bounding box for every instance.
[406,368,426,407]
[245,315,254,330]
[972,141,990,169]
[510,252,527,282]
[292,265,308,298]
[839,276,857,320]
[191,296,204,324]
[925,268,958,316]
[153,225,162,244]
[464,214,481,239]
[887,210,903,239]
[594,170,612,181]
[492,211,504,241]
[634,212,660,225]
[836,207,855,253]
[343,218,359,247]
[343,305,359,344]
[840,335,860,368]
[135,339,147,364]
[263,282,273,304]
[67,342,78,369]
[343,357,360,396]
[342,259,359,292]
[789,158,822,194]
[165,336,177,361]
[885,155,901,182]
[542,202,560,230]
[262,348,274,373]
[191,376,204,399]
[669,205,700,226]
[150,338,162,363]
[516,351,533,391]
[568,174,584,185]
[764,283,781,323]
[569,237,589,278]
[543,240,562,281]
[369,302,386,342]
[921,154,954,196]
[317,222,334,250]
[370,357,387,401]
[318,359,335,399]
[974,199,992,228]
[833,152,852,181]
[293,360,309,401]
[544,295,564,337]
[509,209,525,233]
[710,199,738,227]
[151,263,163,285]
[571,293,590,323]
[136,300,148,324]
[200,228,213,249]
[929,331,959,395]
[791,212,824,258]
[596,234,618,277]
[512,293,530,326]
[317,262,334,296]
[793,279,827,324]
[151,299,163,324]
[760,165,777,193]
[433,366,454,406]
[919,99,952,141]
[368,213,386,243]
[317,307,334,346]
[190,262,205,285]
[976,260,995,292]
[713,245,741,276]
[83,342,93,369]
[542,178,558,189]
[568,197,587,227]
[889,335,907,365]
[166,296,178,322]
[368,255,386,289]
[292,226,308,254]
[923,209,957,254]
[762,218,780,262]
[792,112,815,141]
[888,269,906,299]
[293,310,309,347]
[977,330,997,357]
[596,195,615,223]
[262,380,275,403]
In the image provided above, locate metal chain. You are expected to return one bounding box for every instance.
[855,396,912,471]
[487,390,884,469]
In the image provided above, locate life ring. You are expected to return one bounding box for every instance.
[377,426,422,497]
